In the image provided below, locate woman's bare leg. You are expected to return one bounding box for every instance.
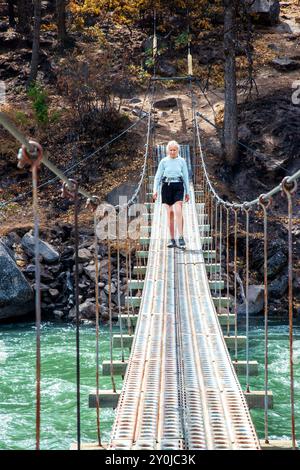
[174,201,183,237]
[164,204,175,239]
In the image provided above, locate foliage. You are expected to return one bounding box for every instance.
[27,83,49,125]
[15,111,30,126]
[68,1,223,30]
[174,31,189,50]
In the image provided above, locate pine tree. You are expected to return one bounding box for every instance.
[16,0,32,35]
[27,0,42,86]
[56,0,67,50]
[223,0,238,166]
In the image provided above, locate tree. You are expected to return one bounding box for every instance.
[8,0,16,27]
[27,0,42,86]
[16,0,32,35]
[56,0,67,50]
[223,0,238,166]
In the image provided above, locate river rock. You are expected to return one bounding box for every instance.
[271,57,300,71]
[268,273,288,298]
[154,97,177,109]
[248,0,280,25]
[0,240,15,261]
[0,244,34,319]
[128,97,142,104]
[238,285,264,315]
[83,264,96,281]
[49,288,59,298]
[76,248,92,262]
[157,62,177,77]
[111,292,125,306]
[21,231,60,264]
[104,283,117,295]
[79,300,96,319]
[53,310,64,319]
[263,251,287,278]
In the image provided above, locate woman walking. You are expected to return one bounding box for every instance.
[152,140,190,248]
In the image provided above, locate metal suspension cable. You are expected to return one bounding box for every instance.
[195,114,300,208]
[117,235,125,364]
[61,179,82,450]
[0,79,153,209]
[94,209,102,447]
[195,74,300,449]
[259,195,271,445]
[233,208,238,362]
[225,206,230,336]
[112,79,156,212]
[16,143,43,450]
[187,7,193,78]
[108,238,117,393]
[74,182,81,451]
[218,204,223,312]
[195,106,290,176]
[244,206,250,393]
[282,178,298,449]
[32,161,41,451]
[1,90,154,222]
[84,197,102,448]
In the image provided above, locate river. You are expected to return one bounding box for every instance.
[0,319,299,449]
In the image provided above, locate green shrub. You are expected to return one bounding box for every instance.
[27,83,49,125]
[15,111,29,126]
[174,31,189,49]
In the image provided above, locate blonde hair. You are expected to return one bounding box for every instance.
[166,140,180,155]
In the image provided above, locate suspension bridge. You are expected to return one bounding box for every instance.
[0,83,299,450]
[0,9,299,451]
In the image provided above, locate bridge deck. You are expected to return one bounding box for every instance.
[108,148,260,450]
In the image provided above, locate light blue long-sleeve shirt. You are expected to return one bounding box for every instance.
[153,156,190,195]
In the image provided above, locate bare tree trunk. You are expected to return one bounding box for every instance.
[223,0,238,166]
[27,0,41,86]
[56,0,67,50]
[8,0,16,27]
[16,0,31,35]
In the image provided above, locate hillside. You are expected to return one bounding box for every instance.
[0,1,299,321]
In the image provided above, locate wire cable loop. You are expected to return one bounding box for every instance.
[17,141,43,169]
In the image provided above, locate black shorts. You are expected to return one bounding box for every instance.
[161,182,184,206]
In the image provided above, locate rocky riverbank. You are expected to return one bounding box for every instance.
[1,212,298,323]
[0,223,136,323]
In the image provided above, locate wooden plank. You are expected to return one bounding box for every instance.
[88,390,121,408]
[259,440,298,450]
[244,391,273,409]
[117,314,138,327]
[218,313,235,326]
[124,296,231,308]
[232,360,259,376]
[133,263,221,276]
[70,443,108,450]
[224,335,246,348]
[102,360,128,376]
[136,250,216,259]
[128,279,223,290]
[113,334,134,348]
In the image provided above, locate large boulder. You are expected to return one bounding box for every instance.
[248,0,280,25]
[154,97,177,110]
[268,273,288,298]
[238,285,264,316]
[21,231,60,264]
[271,57,300,71]
[0,244,34,319]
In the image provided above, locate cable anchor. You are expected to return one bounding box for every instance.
[17,141,43,170]
[61,179,78,200]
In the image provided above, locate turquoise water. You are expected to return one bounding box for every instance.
[237,320,300,445]
[0,322,127,450]
[0,319,299,450]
